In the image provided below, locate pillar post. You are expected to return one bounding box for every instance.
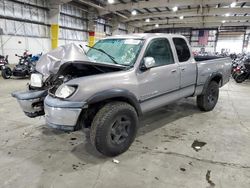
[111,16,120,35]
[127,25,135,34]
[87,8,97,46]
[48,1,61,49]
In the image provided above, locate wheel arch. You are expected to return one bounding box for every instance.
[201,72,222,95]
[86,89,142,116]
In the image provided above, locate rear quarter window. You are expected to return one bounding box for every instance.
[173,38,191,62]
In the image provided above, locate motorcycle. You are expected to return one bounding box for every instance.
[1,52,41,79]
[0,55,11,79]
[234,57,250,83]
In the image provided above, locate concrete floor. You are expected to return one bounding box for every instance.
[0,77,250,188]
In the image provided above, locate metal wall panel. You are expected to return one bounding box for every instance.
[60,3,88,41]
[0,0,49,37]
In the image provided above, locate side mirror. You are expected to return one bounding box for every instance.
[141,57,156,70]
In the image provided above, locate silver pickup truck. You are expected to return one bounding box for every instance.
[12,34,231,156]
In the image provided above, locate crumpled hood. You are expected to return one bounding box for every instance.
[36,43,90,79]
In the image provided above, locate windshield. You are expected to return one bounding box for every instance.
[86,38,144,66]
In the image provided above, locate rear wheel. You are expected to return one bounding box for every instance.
[234,73,248,83]
[197,81,219,111]
[90,102,138,157]
[1,67,12,79]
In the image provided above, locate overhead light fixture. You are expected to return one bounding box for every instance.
[222,20,226,23]
[230,2,237,8]
[107,0,115,4]
[145,18,150,22]
[155,24,159,28]
[172,6,178,12]
[179,16,184,20]
[225,13,230,17]
[131,10,137,16]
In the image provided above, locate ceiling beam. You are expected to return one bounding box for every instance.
[125,8,250,22]
[136,16,250,27]
[143,22,250,31]
[77,0,105,10]
[100,0,250,15]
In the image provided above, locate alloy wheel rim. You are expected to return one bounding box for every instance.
[110,116,131,145]
[207,88,217,104]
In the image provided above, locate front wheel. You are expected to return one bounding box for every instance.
[90,102,138,157]
[1,67,12,79]
[197,81,219,112]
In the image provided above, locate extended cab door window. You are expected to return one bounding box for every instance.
[173,37,196,91]
[144,38,174,67]
[173,38,191,62]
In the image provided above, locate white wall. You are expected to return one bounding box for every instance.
[0,35,50,64]
[0,35,87,64]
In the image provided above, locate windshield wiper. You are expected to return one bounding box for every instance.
[79,44,87,55]
[86,45,119,65]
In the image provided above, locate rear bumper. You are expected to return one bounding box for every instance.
[44,95,87,130]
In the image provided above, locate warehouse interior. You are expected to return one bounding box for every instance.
[0,0,250,187]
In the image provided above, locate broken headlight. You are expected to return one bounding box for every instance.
[30,73,43,88]
[55,85,77,99]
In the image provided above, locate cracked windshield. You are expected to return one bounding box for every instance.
[86,38,144,66]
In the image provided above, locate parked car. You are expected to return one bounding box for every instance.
[12,34,231,156]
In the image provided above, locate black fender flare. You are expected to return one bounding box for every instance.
[201,72,223,95]
[86,89,142,116]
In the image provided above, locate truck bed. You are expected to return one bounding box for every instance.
[196,57,231,89]
[194,55,225,62]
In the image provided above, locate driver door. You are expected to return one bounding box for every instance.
[137,38,180,112]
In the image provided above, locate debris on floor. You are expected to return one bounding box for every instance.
[154,177,159,181]
[180,167,186,172]
[112,159,120,164]
[142,146,149,150]
[206,170,216,187]
[72,164,79,170]
[191,140,207,152]
[78,162,86,166]
[70,137,77,140]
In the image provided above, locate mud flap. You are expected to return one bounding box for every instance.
[12,90,47,118]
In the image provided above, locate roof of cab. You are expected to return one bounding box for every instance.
[105,33,185,40]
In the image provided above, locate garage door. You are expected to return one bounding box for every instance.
[216,31,244,53]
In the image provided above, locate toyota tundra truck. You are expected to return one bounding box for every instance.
[12,34,231,157]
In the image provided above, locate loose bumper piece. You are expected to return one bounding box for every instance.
[12,90,47,118]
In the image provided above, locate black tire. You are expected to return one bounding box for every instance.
[232,72,238,79]
[90,101,138,157]
[234,73,247,83]
[1,67,12,79]
[197,81,219,112]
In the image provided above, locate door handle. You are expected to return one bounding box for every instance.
[171,69,177,73]
[181,67,185,71]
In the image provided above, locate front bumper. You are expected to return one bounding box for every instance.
[44,95,87,131]
[12,90,47,118]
